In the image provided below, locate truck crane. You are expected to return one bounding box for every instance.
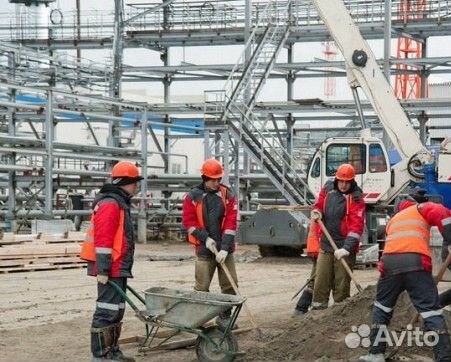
[238,0,451,256]
[307,0,451,212]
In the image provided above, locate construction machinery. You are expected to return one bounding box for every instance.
[238,0,451,256]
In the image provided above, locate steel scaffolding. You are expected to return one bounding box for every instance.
[0,0,450,238]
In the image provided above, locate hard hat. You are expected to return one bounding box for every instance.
[335,163,355,181]
[111,161,143,185]
[201,158,224,179]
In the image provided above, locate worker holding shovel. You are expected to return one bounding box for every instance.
[310,163,366,310]
[182,158,239,330]
[359,195,451,362]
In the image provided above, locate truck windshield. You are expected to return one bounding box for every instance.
[325,144,366,176]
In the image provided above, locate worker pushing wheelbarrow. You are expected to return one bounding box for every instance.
[109,281,245,362]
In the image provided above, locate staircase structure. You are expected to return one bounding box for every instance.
[205,0,315,205]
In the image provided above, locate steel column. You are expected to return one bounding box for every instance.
[45,91,54,216]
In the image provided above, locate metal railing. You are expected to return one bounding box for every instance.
[0,0,449,41]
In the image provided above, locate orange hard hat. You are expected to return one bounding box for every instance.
[111,161,143,181]
[335,163,355,181]
[201,158,224,178]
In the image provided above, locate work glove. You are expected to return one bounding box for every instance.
[334,248,350,260]
[205,237,217,253]
[97,274,109,285]
[216,250,228,264]
[311,210,322,221]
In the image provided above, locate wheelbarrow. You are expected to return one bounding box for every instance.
[108,281,245,362]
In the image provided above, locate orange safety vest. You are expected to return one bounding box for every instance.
[188,185,227,246]
[80,208,125,262]
[306,222,320,255]
[383,205,431,257]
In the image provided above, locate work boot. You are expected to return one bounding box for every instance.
[91,325,115,361]
[215,312,238,331]
[432,331,451,362]
[439,289,451,308]
[293,289,313,316]
[358,353,385,362]
[111,322,135,362]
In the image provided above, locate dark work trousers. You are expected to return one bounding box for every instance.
[369,271,451,361]
[440,288,451,308]
[91,277,127,328]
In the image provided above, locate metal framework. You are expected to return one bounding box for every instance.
[0,0,450,238]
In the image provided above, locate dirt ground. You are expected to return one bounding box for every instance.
[1,242,449,362]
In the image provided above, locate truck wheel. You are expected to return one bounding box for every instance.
[258,245,276,257]
[195,326,238,362]
[258,245,301,257]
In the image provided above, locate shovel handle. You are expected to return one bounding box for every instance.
[291,273,315,301]
[210,246,262,335]
[317,220,363,293]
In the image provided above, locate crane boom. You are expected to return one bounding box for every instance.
[311,0,433,167]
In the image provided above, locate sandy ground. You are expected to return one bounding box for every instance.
[0,242,448,362]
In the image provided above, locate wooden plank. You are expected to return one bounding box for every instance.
[0,244,81,259]
[0,263,86,273]
[136,327,252,353]
[0,256,85,268]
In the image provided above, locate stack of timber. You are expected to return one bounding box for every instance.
[0,231,85,273]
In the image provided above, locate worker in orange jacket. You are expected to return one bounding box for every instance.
[81,161,143,362]
[359,193,451,362]
[311,163,366,309]
[182,158,238,329]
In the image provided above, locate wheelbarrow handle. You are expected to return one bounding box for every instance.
[107,280,142,313]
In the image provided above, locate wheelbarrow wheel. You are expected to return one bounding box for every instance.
[195,326,238,362]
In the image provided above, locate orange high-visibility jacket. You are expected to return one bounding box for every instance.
[384,205,431,257]
[186,185,227,246]
[80,207,125,262]
[306,222,321,257]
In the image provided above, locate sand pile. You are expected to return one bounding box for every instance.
[242,286,450,361]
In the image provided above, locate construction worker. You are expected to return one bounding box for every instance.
[359,195,451,362]
[81,161,143,362]
[293,221,320,316]
[439,240,451,307]
[310,163,366,309]
[182,158,238,329]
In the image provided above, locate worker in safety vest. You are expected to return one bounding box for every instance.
[439,242,451,308]
[310,163,366,310]
[292,221,320,316]
[182,158,238,329]
[81,161,143,362]
[359,192,451,362]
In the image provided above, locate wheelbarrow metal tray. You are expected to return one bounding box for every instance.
[144,287,243,328]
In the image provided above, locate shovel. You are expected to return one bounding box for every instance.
[211,246,263,336]
[317,219,364,293]
[386,250,451,359]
